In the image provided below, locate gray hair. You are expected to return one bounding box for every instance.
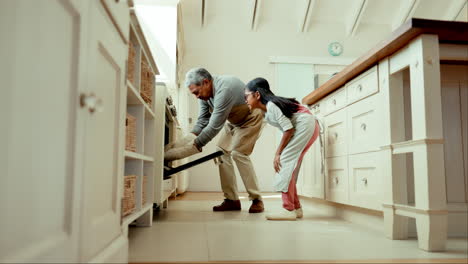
[185,68,213,88]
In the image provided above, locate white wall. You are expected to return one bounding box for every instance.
[178,1,394,192]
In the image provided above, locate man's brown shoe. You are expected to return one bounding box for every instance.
[213,199,241,211]
[249,199,264,213]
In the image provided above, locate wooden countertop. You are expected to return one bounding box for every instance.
[302,18,468,105]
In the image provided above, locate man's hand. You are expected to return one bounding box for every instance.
[164,139,202,161]
[164,133,197,151]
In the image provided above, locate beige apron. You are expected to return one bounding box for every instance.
[216,104,264,155]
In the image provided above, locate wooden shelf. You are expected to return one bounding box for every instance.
[126,80,142,105]
[124,151,154,162]
[122,203,153,226]
[127,80,155,119]
[144,104,155,120]
[122,10,159,229]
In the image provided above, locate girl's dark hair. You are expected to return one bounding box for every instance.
[246,77,299,118]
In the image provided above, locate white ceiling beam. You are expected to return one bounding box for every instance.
[300,0,316,32]
[444,0,467,21]
[250,0,261,31]
[392,0,420,31]
[346,0,368,37]
[201,0,205,27]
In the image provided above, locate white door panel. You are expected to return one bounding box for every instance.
[81,1,125,260]
[0,0,85,262]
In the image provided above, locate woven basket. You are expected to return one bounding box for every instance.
[142,175,147,206]
[122,175,137,217]
[126,42,136,84]
[125,113,137,152]
[140,60,153,105]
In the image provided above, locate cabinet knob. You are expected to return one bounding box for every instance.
[334,132,338,139]
[361,178,368,185]
[332,99,336,105]
[334,177,339,184]
[80,93,103,114]
[357,84,363,92]
[361,123,367,131]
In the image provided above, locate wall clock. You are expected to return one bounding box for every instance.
[328,42,343,56]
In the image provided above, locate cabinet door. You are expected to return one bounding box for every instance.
[347,94,380,155]
[325,156,349,203]
[348,152,382,210]
[324,109,347,157]
[100,0,130,43]
[0,0,86,262]
[80,1,127,260]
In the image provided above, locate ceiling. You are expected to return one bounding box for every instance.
[180,0,467,36]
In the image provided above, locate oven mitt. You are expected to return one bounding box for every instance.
[164,133,197,152]
[164,140,201,161]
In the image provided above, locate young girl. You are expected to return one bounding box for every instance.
[245,77,319,220]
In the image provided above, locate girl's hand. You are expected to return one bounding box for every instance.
[274,154,281,173]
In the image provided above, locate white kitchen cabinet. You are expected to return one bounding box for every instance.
[81,1,128,260]
[101,0,131,43]
[1,0,129,262]
[325,156,349,204]
[348,152,382,210]
[346,66,379,105]
[324,108,347,158]
[304,19,468,251]
[321,92,383,210]
[323,87,347,115]
[120,8,158,229]
[347,94,380,155]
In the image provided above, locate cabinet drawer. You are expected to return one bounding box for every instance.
[346,66,379,104]
[324,87,347,115]
[347,94,381,154]
[310,102,322,115]
[163,178,174,191]
[348,152,382,211]
[325,109,347,157]
[325,156,349,204]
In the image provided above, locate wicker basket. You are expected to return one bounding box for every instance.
[142,175,147,206]
[125,113,137,152]
[126,42,136,84]
[122,175,137,217]
[140,59,153,105]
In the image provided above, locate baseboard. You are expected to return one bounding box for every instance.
[408,202,468,238]
[300,196,385,234]
[300,197,468,238]
[87,234,128,263]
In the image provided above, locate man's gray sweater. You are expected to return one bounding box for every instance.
[191,75,247,148]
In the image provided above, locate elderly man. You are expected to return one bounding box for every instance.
[165,67,264,213]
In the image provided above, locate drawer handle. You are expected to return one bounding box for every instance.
[361,178,368,185]
[334,177,339,184]
[357,84,363,92]
[361,123,367,131]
